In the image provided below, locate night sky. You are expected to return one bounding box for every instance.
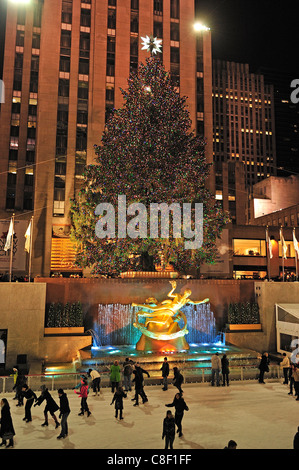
[195,0,299,76]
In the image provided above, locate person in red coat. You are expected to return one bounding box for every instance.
[75,377,91,417]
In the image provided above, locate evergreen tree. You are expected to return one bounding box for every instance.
[75,301,83,327]
[46,303,55,327]
[70,56,229,275]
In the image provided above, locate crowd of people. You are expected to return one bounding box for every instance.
[1,353,299,449]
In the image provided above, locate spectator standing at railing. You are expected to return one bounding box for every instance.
[221,354,230,387]
[280,353,290,385]
[21,384,37,423]
[211,353,221,387]
[258,352,270,384]
[34,385,60,428]
[57,389,70,439]
[293,364,299,400]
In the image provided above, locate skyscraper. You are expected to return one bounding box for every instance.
[0,0,213,277]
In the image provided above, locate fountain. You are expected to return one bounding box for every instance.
[93,281,220,353]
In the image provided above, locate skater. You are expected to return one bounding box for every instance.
[10,367,18,401]
[57,389,70,439]
[75,376,91,416]
[258,352,270,384]
[0,398,15,448]
[165,392,189,437]
[160,357,170,391]
[123,358,134,392]
[111,386,127,420]
[132,368,149,406]
[88,368,101,395]
[13,370,26,406]
[289,362,296,396]
[21,384,37,422]
[211,352,221,386]
[280,353,290,385]
[110,360,121,393]
[293,364,299,400]
[221,354,230,386]
[172,367,184,394]
[34,385,60,428]
[162,410,175,449]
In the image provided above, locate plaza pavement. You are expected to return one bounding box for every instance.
[0,378,298,451]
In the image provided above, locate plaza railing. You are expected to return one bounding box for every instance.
[0,364,285,394]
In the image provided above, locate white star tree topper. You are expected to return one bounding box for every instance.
[141,35,162,55]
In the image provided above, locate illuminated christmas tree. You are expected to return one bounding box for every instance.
[70,51,229,275]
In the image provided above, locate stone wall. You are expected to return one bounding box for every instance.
[35,277,256,331]
[0,283,91,369]
[226,281,299,353]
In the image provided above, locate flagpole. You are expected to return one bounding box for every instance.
[9,213,15,283]
[266,226,271,281]
[294,228,298,281]
[281,226,285,282]
[28,216,34,282]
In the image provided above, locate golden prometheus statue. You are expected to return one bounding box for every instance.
[132,281,209,352]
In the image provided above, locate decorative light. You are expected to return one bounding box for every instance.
[194,22,210,32]
[141,35,162,55]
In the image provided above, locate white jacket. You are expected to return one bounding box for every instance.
[211,354,221,369]
[280,356,290,368]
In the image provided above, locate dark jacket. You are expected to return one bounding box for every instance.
[13,373,26,392]
[132,370,144,389]
[123,361,134,377]
[0,402,15,438]
[259,355,270,372]
[161,362,170,377]
[162,416,175,439]
[22,388,37,401]
[173,369,184,387]
[135,366,150,380]
[35,389,59,413]
[59,392,70,415]
[111,390,127,409]
[221,356,230,374]
[166,396,189,415]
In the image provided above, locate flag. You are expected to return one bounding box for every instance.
[4,218,14,252]
[266,227,273,259]
[24,219,32,253]
[280,227,287,259]
[293,228,299,260]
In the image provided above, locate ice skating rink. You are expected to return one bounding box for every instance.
[1,380,298,450]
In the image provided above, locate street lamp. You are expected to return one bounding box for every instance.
[194,22,210,32]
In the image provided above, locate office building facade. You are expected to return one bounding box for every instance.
[0,0,213,277]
